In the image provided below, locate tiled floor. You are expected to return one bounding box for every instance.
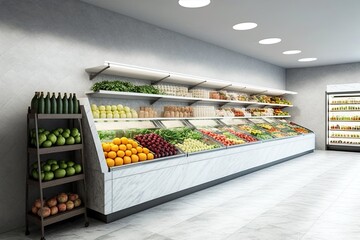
[2,150,360,240]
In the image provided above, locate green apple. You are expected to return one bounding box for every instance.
[111,105,117,111]
[100,112,106,118]
[105,105,112,111]
[99,105,106,111]
[93,112,100,119]
[124,106,130,113]
[117,104,123,111]
[126,112,132,118]
[91,104,98,111]
[113,113,120,118]
[106,113,113,118]
[120,113,126,118]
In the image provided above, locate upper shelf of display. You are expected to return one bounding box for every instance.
[85,61,297,96]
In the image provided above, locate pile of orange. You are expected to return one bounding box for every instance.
[102,137,154,168]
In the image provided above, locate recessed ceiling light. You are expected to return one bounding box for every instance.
[259,38,282,45]
[178,0,211,8]
[298,58,317,62]
[283,50,301,55]
[233,22,257,31]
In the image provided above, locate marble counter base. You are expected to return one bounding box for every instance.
[86,134,315,218]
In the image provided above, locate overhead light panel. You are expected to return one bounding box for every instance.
[178,0,211,8]
[233,22,257,31]
[298,58,317,62]
[283,50,301,55]
[259,38,282,45]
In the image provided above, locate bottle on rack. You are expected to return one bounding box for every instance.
[68,93,74,114]
[37,92,45,114]
[62,93,68,114]
[50,92,57,114]
[30,92,39,113]
[44,92,51,114]
[73,93,79,114]
[56,92,63,114]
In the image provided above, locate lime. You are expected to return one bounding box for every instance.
[54,169,66,178]
[67,161,75,167]
[71,128,79,137]
[74,164,82,174]
[47,133,57,144]
[43,164,51,172]
[59,162,67,169]
[44,171,54,181]
[75,136,81,144]
[62,132,70,138]
[66,136,75,145]
[66,167,76,176]
[41,140,52,148]
[51,164,59,171]
[56,136,66,146]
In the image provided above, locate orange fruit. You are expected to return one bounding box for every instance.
[104,152,108,158]
[127,139,134,145]
[113,137,121,145]
[106,158,115,167]
[131,148,137,154]
[102,143,111,152]
[119,144,127,151]
[131,141,138,148]
[147,153,154,160]
[125,150,132,156]
[117,150,125,158]
[121,137,128,144]
[138,153,147,161]
[131,154,139,163]
[143,148,150,154]
[107,151,117,159]
[123,156,131,164]
[111,144,119,152]
[115,157,123,166]
[126,143,133,150]
[136,147,143,153]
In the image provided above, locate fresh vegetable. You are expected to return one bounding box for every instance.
[91,80,162,95]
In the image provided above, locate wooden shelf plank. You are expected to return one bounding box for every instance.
[28,113,82,119]
[28,144,83,155]
[27,207,86,227]
[28,174,85,188]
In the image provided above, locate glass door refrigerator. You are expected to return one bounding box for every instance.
[326,92,360,151]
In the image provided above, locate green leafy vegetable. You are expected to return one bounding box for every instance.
[91,80,162,95]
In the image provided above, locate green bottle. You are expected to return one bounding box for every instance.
[37,92,45,114]
[56,92,63,114]
[31,92,39,113]
[73,93,79,114]
[68,93,74,114]
[44,92,51,114]
[62,93,68,114]
[50,92,57,114]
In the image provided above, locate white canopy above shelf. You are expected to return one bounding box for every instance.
[85,61,297,96]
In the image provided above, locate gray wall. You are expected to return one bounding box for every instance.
[0,0,285,233]
[286,62,360,149]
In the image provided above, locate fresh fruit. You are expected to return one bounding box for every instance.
[44,171,54,181]
[115,157,123,166]
[34,199,43,209]
[50,206,58,215]
[57,193,68,203]
[59,162,67,169]
[57,203,66,212]
[110,144,119,152]
[42,140,52,148]
[31,206,38,215]
[56,136,66,146]
[47,198,57,208]
[131,155,139,163]
[67,161,75,167]
[43,164,51,172]
[74,198,82,207]
[119,144,127,151]
[47,133,57,144]
[47,159,57,165]
[134,133,177,158]
[147,153,154,160]
[54,169,66,179]
[107,151,117,159]
[126,143,132,150]
[66,167,75,176]
[74,164,82,174]
[175,138,218,153]
[68,193,79,201]
[66,200,74,210]
[117,150,125,158]
[123,156,131,164]
[106,158,115,167]
[138,153,147,161]
[71,128,79,137]
[131,148,137,154]
[125,150,132,156]
[113,138,121,145]
[120,137,128,144]
[66,136,75,145]
[37,207,51,218]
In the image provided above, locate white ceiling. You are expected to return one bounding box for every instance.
[81,0,360,68]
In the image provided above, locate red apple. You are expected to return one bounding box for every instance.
[34,199,43,209]
[37,207,51,218]
[57,203,66,212]
[57,193,68,203]
[31,206,38,215]
[68,193,79,201]
[50,206,58,215]
[46,197,57,207]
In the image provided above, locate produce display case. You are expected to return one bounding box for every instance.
[247,118,289,138]
[263,118,300,136]
[326,92,360,151]
[221,118,274,140]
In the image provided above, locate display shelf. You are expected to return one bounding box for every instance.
[329,110,360,112]
[86,90,293,108]
[92,116,291,122]
[28,113,82,119]
[329,137,360,139]
[329,103,360,105]
[329,120,360,122]
[27,207,86,227]
[329,129,360,132]
[85,62,297,96]
[27,174,85,188]
[328,143,360,146]
[28,144,83,155]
